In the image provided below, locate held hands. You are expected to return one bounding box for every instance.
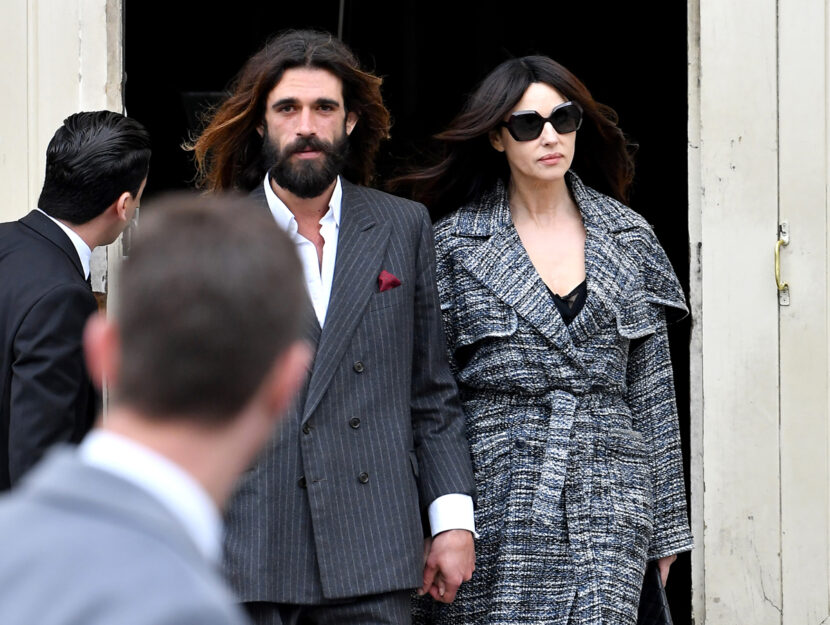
[419,529,475,603]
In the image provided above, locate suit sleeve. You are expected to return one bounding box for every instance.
[409,206,475,508]
[9,283,98,485]
[625,310,694,559]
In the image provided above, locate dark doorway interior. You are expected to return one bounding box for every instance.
[125,3,691,622]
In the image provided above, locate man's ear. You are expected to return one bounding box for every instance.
[256,122,265,138]
[345,111,358,136]
[83,313,121,391]
[114,191,133,222]
[489,129,505,153]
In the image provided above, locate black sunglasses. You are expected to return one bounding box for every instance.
[500,101,583,141]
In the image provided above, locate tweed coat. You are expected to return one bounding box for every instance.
[415,173,693,625]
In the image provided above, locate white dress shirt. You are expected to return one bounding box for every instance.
[36,208,92,279]
[262,174,476,538]
[79,430,223,564]
[263,176,340,327]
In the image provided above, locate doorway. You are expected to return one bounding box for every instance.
[125,2,691,621]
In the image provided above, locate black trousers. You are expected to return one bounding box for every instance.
[244,591,412,625]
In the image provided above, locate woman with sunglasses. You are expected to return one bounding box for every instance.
[398,56,692,625]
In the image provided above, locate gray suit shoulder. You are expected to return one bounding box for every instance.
[347,183,429,224]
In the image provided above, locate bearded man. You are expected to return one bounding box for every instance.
[190,30,476,625]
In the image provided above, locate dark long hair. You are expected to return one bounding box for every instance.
[393,56,636,219]
[188,30,391,192]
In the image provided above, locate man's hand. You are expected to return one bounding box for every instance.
[419,529,475,603]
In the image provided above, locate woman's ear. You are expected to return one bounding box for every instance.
[489,129,505,153]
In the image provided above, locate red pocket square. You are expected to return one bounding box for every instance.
[378,270,401,292]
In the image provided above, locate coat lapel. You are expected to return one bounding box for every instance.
[566,174,641,345]
[19,210,85,280]
[454,182,578,359]
[302,180,391,421]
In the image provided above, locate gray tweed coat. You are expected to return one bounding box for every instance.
[415,173,693,625]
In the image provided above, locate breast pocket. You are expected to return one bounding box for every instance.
[366,283,408,314]
[448,288,518,369]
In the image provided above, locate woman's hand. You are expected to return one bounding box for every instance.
[657,554,677,586]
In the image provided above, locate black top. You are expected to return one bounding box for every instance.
[547,280,587,325]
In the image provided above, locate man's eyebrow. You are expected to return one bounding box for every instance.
[271,97,341,109]
[271,98,298,109]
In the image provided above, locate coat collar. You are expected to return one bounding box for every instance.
[449,172,649,359]
[451,171,645,237]
[19,210,86,280]
[20,447,206,565]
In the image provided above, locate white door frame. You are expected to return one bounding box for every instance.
[0,0,124,295]
[690,0,830,622]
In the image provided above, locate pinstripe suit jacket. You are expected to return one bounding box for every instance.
[224,179,475,604]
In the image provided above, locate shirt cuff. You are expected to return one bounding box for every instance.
[428,493,478,538]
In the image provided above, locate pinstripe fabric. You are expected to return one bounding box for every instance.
[414,172,693,625]
[224,180,475,605]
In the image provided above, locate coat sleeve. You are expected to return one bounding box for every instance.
[9,283,98,484]
[409,206,475,507]
[625,310,694,559]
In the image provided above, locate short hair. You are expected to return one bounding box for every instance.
[189,29,390,192]
[38,111,151,224]
[115,193,306,424]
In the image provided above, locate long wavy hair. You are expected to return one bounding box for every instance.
[392,56,636,219]
[188,30,391,192]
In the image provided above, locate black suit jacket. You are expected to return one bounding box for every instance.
[224,180,475,603]
[0,210,99,490]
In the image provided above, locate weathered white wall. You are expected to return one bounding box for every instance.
[0,0,123,292]
[691,0,830,622]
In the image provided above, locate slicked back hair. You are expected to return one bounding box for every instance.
[190,29,390,192]
[115,193,306,424]
[38,111,151,224]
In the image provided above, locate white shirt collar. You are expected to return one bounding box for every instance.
[262,174,342,231]
[78,429,223,564]
[35,207,92,279]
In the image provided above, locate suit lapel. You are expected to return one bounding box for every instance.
[19,210,85,280]
[302,181,391,421]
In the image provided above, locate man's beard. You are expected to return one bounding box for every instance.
[262,130,349,199]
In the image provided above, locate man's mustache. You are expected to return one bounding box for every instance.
[283,136,335,157]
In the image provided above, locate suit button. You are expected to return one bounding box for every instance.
[298,476,307,488]
[515,439,526,449]
[353,361,365,373]
[302,424,311,435]
[349,417,361,429]
[358,472,369,484]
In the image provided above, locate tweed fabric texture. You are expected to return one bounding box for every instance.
[414,173,693,625]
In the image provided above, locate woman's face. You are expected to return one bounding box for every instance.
[490,82,576,187]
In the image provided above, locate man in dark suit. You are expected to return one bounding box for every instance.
[0,110,150,490]
[191,30,477,624]
[0,194,311,623]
